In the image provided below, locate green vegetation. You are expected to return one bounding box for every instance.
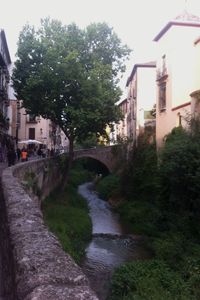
[42,162,93,263]
[110,260,193,300]
[12,19,130,173]
[96,174,120,200]
[106,119,200,299]
[75,134,98,149]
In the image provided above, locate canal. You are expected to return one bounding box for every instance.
[78,182,150,300]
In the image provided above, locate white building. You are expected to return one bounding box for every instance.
[154,10,200,147]
[125,62,156,142]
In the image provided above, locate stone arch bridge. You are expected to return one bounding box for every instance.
[73,146,118,172]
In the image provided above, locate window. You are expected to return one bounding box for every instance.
[157,54,167,80]
[176,113,182,127]
[29,114,36,122]
[159,81,166,111]
[27,114,37,123]
[29,128,35,139]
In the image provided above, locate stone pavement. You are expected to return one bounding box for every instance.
[0,163,6,176]
[0,162,13,300]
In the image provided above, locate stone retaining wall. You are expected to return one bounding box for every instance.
[1,159,98,300]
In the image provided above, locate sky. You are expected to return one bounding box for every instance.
[1,0,200,98]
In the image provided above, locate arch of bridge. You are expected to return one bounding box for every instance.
[73,146,116,172]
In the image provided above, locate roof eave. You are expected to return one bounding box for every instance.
[0,30,11,64]
[126,62,156,87]
[153,21,200,42]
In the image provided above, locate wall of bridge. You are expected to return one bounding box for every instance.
[0,158,98,300]
[74,146,117,172]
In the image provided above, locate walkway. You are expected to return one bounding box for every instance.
[0,162,14,300]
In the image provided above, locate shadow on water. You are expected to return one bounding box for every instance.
[78,183,151,300]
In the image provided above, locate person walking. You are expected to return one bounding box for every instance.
[21,148,28,162]
[16,148,21,161]
[7,147,16,166]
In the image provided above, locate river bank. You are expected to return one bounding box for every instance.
[78,182,150,300]
[95,134,200,300]
[42,167,150,300]
[42,166,93,263]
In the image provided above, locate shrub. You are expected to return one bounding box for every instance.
[96,174,120,200]
[56,154,69,175]
[117,201,161,236]
[109,260,193,300]
[159,126,200,216]
[180,243,200,299]
[152,232,186,268]
[68,162,92,187]
[120,136,159,203]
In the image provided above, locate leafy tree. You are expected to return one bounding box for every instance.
[0,111,9,131]
[12,19,130,177]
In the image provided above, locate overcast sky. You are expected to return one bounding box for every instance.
[1,0,200,97]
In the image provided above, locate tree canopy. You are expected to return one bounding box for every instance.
[12,19,131,150]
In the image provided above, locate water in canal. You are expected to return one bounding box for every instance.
[78,182,150,300]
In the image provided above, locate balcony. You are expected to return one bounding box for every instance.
[26,114,38,123]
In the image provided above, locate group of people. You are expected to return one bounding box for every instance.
[7,147,28,166]
[6,146,56,167]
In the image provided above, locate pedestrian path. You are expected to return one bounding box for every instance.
[0,162,12,300]
[0,163,6,174]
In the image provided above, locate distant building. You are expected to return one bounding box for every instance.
[0,29,14,160]
[190,36,200,118]
[154,10,200,147]
[0,30,69,155]
[0,30,11,116]
[125,62,156,142]
[16,103,69,151]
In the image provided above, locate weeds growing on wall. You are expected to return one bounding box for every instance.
[23,171,41,197]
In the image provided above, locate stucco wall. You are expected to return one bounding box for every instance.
[155,25,200,147]
[1,159,98,300]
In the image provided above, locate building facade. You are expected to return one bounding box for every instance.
[0,29,14,161]
[16,103,69,152]
[154,11,200,147]
[125,62,156,142]
[0,30,11,132]
[190,36,200,117]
